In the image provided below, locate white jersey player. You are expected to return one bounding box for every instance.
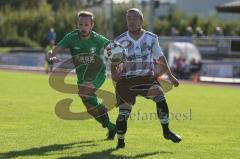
[111,8,182,150]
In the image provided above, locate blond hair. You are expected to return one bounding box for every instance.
[77,11,94,22]
[126,8,144,21]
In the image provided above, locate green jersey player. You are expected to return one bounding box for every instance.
[47,11,116,140]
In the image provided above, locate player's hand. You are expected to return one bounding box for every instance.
[111,64,122,82]
[49,56,60,63]
[47,51,60,63]
[169,75,179,87]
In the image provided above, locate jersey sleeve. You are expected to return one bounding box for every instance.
[104,40,110,48]
[98,34,110,48]
[152,37,164,60]
[57,33,72,48]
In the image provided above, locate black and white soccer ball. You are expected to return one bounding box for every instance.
[104,41,127,64]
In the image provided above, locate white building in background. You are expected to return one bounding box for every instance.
[139,0,240,20]
[176,0,240,20]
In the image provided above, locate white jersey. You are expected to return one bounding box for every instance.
[115,31,163,76]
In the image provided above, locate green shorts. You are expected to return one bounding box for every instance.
[78,72,106,91]
[77,72,106,108]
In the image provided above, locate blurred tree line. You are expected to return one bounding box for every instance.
[0,0,240,48]
[0,0,107,47]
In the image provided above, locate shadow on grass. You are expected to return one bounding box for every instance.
[0,140,97,158]
[58,148,173,159]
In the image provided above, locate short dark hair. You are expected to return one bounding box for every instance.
[78,11,94,22]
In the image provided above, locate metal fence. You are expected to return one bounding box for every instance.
[158,36,240,56]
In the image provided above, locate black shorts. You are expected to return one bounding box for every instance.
[115,75,158,106]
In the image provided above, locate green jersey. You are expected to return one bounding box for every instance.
[57,30,109,85]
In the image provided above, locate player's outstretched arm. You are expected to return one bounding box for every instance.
[157,56,179,87]
[47,46,62,63]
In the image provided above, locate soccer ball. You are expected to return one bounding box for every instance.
[104,41,127,64]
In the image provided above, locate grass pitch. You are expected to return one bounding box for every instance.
[0,70,239,159]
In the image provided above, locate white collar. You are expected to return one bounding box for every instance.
[127,31,146,44]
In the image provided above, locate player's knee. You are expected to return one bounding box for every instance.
[118,109,131,120]
[147,85,164,99]
[119,102,133,110]
[78,86,95,100]
[151,94,165,103]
